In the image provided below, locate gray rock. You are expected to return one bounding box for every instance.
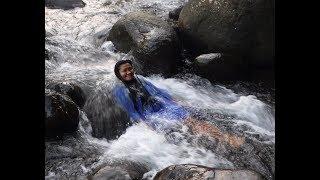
[169,6,183,21]
[93,28,111,48]
[193,134,274,180]
[107,11,181,76]
[195,53,222,64]
[90,160,150,180]
[178,0,274,67]
[154,164,265,180]
[45,89,79,138]
[103,0,112,6]
[194,53,249,82]
[92,166,131,180]
[46,82,86,109]
[84,92,132,140]
[108,10,120,14]
[45,0,86,10]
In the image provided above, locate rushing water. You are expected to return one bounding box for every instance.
[45,0,275,179]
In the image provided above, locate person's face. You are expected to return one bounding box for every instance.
[119,63,134,81]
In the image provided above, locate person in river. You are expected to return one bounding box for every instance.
[112,60,244,148]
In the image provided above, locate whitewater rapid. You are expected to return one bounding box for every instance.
[45,0,275,179]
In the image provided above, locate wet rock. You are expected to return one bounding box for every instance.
[249,67,275,86]
[225,81,275,105]
[169,6,183,21]
[90,160,149,180]
[181,117,274,180]
[194,53,249,82]
[192,130,274,179]
[107,11,181,76]
[93,28,111,47]
[45,89,79,138]
[178,0,274,68]
[45,0,86,10]
[47,82,86,109]
[84,92,132,140]
[45,46,57,61]
[45,49,50,60]
[108,160,150,179]
[108,10,120,14]
[154,164,265,180]
[103,0,112,6]
[45,134,102,177]
[92,166,131,180]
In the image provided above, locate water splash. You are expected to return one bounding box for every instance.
[101,122,234,179]
[45,0,275,178]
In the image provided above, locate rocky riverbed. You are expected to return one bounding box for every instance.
[45,0,274,179]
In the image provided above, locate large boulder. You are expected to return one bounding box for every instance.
[84,92,132,140]
[45,89,79,138]
[154,164,265,180]
[178,0,274,67]
[45,0,86,10]
[107,11,181,76]
[196,135,274,179]
[194,53,249,82]
[181,117,274,179]
[46,82,86,109]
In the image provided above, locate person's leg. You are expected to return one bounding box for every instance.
[184,117,245,148]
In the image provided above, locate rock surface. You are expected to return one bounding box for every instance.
[178,0,274,72]
[154,164,265,180]
[45,89,79,138]
[108,11,181,76]
[194,53,249,82]
[45,0,86,10]
[84,92,132,140]
[90,160,150,180]
[46,82,86,109]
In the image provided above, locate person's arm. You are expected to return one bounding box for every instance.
[113,85,144,122]
[139,76,173,101]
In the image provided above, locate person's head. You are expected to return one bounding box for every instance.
[114,60,135,82]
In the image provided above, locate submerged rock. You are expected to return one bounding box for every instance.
[154,164,265,180]
[45,89,79,138]
[45,0,86,10]
[107,11,181,76]
[46,82,86,109]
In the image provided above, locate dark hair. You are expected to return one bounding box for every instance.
[114,60,133,80]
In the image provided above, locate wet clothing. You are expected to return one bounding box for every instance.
[113,75,189,123]
[125,78,152,111]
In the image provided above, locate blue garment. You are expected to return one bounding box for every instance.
[113,75,189,124]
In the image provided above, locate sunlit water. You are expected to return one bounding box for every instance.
[45,0,275,179]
